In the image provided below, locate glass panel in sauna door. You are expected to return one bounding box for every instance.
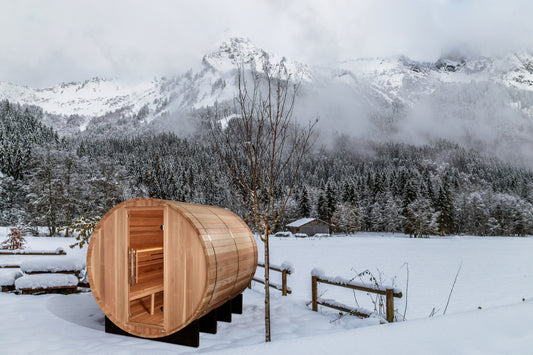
[127,209,165,326]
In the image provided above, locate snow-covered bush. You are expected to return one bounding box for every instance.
[1,226,27,250]
[62,216,100,249]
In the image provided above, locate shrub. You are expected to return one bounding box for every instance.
[1,226,27,250]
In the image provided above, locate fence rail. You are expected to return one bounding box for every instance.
[250,261,292,296]
[0,249,66,256]
[311,274,402,323]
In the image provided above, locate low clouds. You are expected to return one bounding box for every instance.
[1,0,533,86]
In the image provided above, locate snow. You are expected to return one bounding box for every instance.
[0,261,20,268]
[273,231,292,237]
[0,247,65,254]
[0,268,22,286]
[0,78,161,119]
[311,268,325,278]
[20,257,85,273]
[286,217,317,228]
[194,301,533,355]
[280,261,295,274]
[259,260,293,273]
[0,232,532,354]
[204,38,313,82]
[15,274,78,290]
[316,297,376,320]
[317,274,402,295]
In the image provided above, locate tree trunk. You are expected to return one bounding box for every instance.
[264,234,271,342]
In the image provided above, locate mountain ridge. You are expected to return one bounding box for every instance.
[1,38,532,123]
[1,37,533,166]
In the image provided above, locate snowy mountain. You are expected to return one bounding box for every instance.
[0,38,314,134]
[1,37,533,162]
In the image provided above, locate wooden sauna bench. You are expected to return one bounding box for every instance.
[129,247,164,319]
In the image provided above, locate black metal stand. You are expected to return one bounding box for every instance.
[104,293,244,348]
[217,299,232,323]
[105,317,200,347]
[231,293,243,314]
[199,309,218,334]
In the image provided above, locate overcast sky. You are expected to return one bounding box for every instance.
[1,0,532,87]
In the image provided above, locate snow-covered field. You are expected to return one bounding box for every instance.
[1,231,532,354]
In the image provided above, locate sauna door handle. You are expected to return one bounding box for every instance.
[130,248,135,286]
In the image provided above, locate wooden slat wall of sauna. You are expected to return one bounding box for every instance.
[170,202,218,311]
[102,214,116,318]
[169,201,257,313]
[115,208,128,325]
[165,207,208,334]
[128,209,163,250]
[87,228,105,309]
[208,207,257,297]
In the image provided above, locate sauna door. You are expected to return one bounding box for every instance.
[127,209,165,327]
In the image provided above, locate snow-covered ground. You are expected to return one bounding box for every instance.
[0,231,532,354]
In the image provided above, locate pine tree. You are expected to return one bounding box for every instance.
[297,186,311,218]
[402,180,419,236]
[317,192,329,222]
[407,198,439,238]
[27,147,65,236]
[370,199,385,232]
[436,178,454,236]
[325,182,337,223]
[383,192,401,232]
[331,202,359,234]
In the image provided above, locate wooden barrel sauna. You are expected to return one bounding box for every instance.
[87,198,257,338]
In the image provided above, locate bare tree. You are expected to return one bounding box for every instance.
[209,63,316,342]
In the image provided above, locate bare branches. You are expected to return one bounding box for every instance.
[209,64,316,235]
[208,62,317,341]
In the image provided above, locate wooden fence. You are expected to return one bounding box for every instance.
[311,274,402,323]
[0,248,82,293]
[249,261,292,296]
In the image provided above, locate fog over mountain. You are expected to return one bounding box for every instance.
[1,38,533,166]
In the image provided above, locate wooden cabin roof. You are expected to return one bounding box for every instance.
[286,217,329,228]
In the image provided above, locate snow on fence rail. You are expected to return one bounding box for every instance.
[0,269,23,291]
[0,262,20,269]
[0,247,66,255]
[15,274,78,294]
[20,258,85,278]
[311,270,402,323]
[250,261,293,296]
[0,249,86,294]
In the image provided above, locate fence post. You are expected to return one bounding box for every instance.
[282,269,288,296]
[386,289,394,322]
[311,276,318,311]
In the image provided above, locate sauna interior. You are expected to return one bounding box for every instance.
[128,208,164,326]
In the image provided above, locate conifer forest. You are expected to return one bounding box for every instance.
[1,100,532,237]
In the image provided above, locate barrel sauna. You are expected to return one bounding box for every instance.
[87,198,257,338]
